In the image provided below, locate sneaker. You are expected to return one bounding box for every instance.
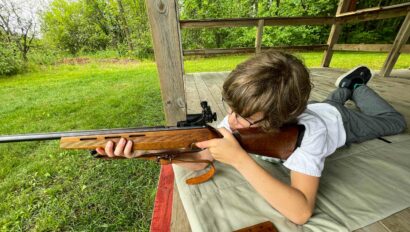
[335,66,373,90]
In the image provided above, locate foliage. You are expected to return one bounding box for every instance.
[339,0,409,43]
[0,42,23,75]
[41,0,151,58]
[42,0,110,54]
[179,0,408,49]
[0,0,39,61]
[179,0,338,49]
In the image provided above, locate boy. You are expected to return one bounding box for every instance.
[96,51,406,225]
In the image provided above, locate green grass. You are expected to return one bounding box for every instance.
[184,51,410,72]
[0,61,164,231]
[0,51,409,231]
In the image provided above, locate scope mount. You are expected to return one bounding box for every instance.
[177,101,217,127]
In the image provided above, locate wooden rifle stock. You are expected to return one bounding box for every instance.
[60,126,222,151]
[58,125,303,184]
[233,125,304,161]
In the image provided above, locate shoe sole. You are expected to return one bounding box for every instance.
[335,66,374,88]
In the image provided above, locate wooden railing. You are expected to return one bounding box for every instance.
[179,3,409,28]
[144,0,409,125]
[183,44,410,56]
[179,2,410,77]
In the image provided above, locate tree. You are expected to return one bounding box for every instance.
[0,0,39,61]
[42,0,151,57]
[42,0,110,54]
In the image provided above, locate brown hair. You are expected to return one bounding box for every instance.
[222,51,311,131]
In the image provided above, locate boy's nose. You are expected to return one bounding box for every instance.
[228,114,245,130]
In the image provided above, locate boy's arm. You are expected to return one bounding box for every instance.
[235,156,319,225]
[196,128,319,225]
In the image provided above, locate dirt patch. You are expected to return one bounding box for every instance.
[98,58,138,64]
[58,57,139,65]
[60,57,91,65]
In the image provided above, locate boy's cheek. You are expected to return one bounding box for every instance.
[227,115,243,131]
[227,115,236,130]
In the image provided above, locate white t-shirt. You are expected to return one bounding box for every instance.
[218,103,346,177]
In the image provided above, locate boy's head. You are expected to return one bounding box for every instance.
[222,51,311,131]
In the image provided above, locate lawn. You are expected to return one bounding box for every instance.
[0,51,409,231]
[0,61,164,231]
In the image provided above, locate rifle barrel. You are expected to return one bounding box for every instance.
[0,126,206,143]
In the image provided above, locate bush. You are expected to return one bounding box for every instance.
[0,42,23,75]
[28,44,64,66]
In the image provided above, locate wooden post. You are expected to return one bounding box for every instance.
[255,19,264,54]
[380,12,410,77]
[145,0,186,125]
[321,0,350,67]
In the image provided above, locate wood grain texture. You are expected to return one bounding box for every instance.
[180,16,334,28]
[171,181,191,231]
[334,44,410,53]
[183,45,328,56]
[380,12,410,77]
[60,127,221,150]
[179,3,410,29]
[321,0,350,67]
[380,208,410,232]
[336,2,410,24]
[255,19,264,54]
[146,0,186,125]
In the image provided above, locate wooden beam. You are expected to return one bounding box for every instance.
[380,12,410,77]
[336,3,410,24]
[321,0,350,68]
[255,20,264,54]
[146,0,186,125]
[183,45,329,56]
[182,44,410,56]
[180,16,335,28]
[334,44,410,53]
[179,3,410,29]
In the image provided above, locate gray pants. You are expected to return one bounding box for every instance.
[323,86,407,144]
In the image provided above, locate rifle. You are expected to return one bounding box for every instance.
[0,101,304,185]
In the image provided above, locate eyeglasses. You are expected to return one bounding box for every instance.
[222,98,265,128]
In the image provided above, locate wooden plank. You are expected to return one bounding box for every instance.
[179,3,410,29]
[171,182,191,232]
[180,16,334,28]
[336,2,410,24]
[184,73,202,114]
[380,12,410,77]
[255,19,264,54]
[380,207,410,232]
[334,44,410,53]
[192,73,225,125]
[183,45,328,56]
[354,222,390,232]
[200,72,229,116]
[321,0,350,67]
[146,0,186,126]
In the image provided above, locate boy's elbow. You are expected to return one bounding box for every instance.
[290,209,313,225]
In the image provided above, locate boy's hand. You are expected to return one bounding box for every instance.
[96,138,145,158]
[195,128,249,168]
